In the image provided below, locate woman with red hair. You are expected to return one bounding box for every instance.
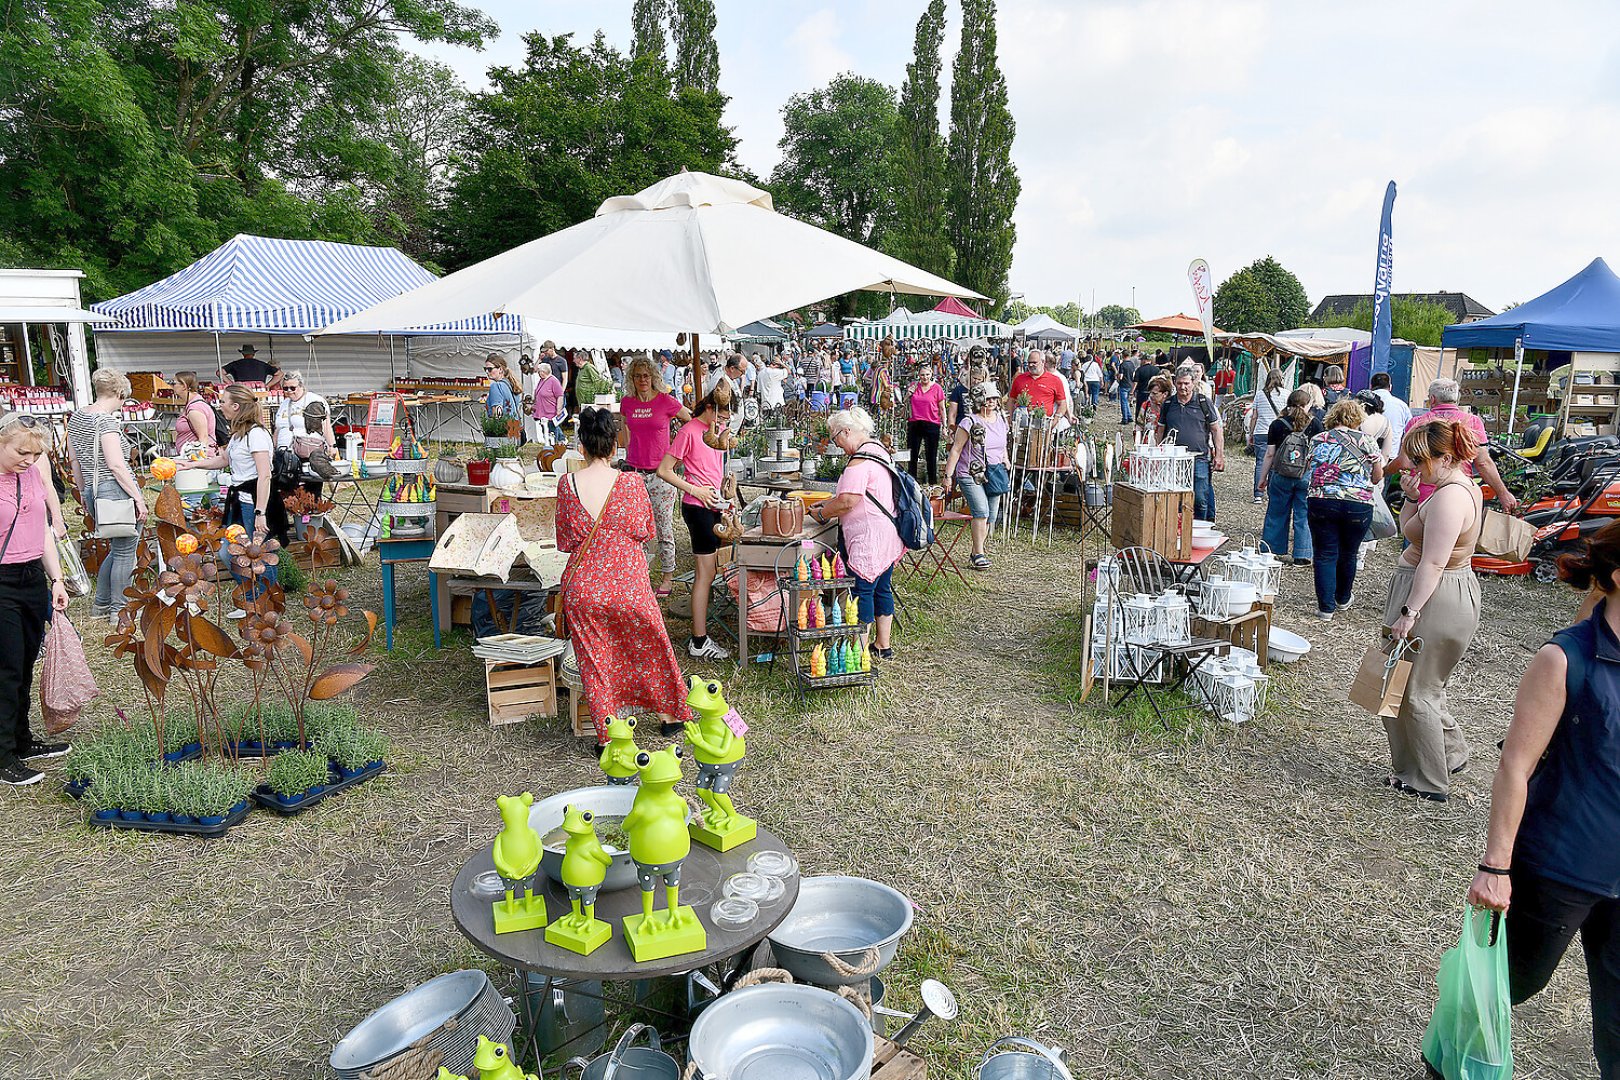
[1380,419,1484,802]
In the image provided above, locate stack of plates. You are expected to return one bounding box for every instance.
[330,970,516,1080]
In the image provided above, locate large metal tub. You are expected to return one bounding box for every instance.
[767,875,914,987]
[689,984,872,1080]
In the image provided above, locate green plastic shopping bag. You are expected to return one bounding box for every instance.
[1422,906,1514,1080]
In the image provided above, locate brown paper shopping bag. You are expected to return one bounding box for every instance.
[1476,509,1535,562]
[1349,637,1423,718]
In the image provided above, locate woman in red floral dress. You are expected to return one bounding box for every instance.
[556,407,692,742]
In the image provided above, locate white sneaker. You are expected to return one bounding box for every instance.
[687,637,732,661]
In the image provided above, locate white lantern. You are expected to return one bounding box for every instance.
[1122,594,1158,645]
[1153,591,1191,646]
[1197,576,1236,620]
[1212,671,1259,724]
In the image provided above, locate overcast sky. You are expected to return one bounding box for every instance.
[413,0,1620,320]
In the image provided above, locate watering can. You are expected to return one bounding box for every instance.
[977,1037,1074,1080]
[565,1024,679,1080]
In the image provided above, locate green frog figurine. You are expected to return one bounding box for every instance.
[543,804,614,954]
[491,792,547,934]
[472,1036,534,1080]
[437,1070,469,1080]
[597,715,642,785]
[683,676,757,851]
[620,746,707,962]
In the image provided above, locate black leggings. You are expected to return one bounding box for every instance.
[906,420,940,486]
[1508,867,1620,1076]
[0,562,47,763]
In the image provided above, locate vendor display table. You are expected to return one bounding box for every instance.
[434,547,570,648]
[732,517,842,665]
[899,509,969,586]
[1169,541,1226,586]
[376,537,438,650]
[449,826,799,1062]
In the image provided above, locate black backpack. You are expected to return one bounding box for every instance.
[849,447,934,551]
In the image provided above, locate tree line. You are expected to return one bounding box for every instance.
[0,0,1023,313]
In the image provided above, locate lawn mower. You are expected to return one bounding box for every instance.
[1473,456,1620,581]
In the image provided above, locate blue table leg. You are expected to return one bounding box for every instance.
[382,560,396,651]
[429,570,441,650]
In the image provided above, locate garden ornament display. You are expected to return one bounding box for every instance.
[682,675,755,851]
[621,746,706,961]
[491,793,547,934]
[544,805,615,955]
[597,715,642,785]
[472,1036,535,1080]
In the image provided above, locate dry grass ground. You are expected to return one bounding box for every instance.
[0,454,1600,1079]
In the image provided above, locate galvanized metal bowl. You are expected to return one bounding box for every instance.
[767,875,914,986]
[689,984,873,1080]
[529,785,692,893]
[330,970,489,1076]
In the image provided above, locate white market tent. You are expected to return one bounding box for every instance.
[316,171,984,342]
[845,305,1012,342]
[1012,313,1080,341]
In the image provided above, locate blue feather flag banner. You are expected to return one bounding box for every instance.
[1371,181,1397,375]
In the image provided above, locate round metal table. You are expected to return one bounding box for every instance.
[449,826,799,1061]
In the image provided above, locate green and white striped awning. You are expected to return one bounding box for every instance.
[845,312,1012,341]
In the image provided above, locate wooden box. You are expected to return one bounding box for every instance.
[557,685,596,738]
[485,659,557,727]
[127,371,172,402]
[1110,482,1193,559]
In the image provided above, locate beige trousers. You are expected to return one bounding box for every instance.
[1381,564,1481,796]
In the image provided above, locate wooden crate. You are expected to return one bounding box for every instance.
[872,1035,926,1079]
[1110,482,1194,559]
[557,685,597,738]
[1193,608,1270,667]
[484,659,557,727]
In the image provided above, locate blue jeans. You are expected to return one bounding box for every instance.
[1086,382,1101,409]
[1306,498,1372,614]
[853,565,895,623]
[1261,473,1312,560]
[1117,383,1133,423]
[957,477,1002,525]
[223,488,279,601]
[1251,433,1267,498]
[1192,458,1215,522]
[86,481,138,617]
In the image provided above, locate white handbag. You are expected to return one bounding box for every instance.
[88,415,139,540]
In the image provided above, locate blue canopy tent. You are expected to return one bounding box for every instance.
[805,322,844,339]
[731,319,788,343]
[1441,257,1620,433]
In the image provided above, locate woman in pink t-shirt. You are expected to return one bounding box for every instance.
[620,355,690,597]
[905,364,946,486]
[531,363,566,445]
[657,390,733,661]
[810,407,904,660]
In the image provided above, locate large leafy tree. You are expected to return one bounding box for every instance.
[771,75,898,248]
[887,0,952,297]
[671,0,720,95]
[359,56,471,264]
[1212,256,1310,333]
[440,31,736,269]
[1096,304,1142,329]
[1309,296,1455,347]
[945,0,1020,307]
[0,0,494,297]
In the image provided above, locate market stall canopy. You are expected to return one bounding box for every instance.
[731,319,788,342]
[316,171,984,339]
[1220,332,1359,359]
[1126,313,1225,337]
[932,296,982,318]
[845,305,1012,341]
[1441,257,1620,351]
[0,305,120,324]
[92,234,522,336]
[1013,313,1080,341]
[805,322,845,338]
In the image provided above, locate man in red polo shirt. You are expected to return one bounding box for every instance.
[1393,377,1518,511]
[1009,350,1070,419]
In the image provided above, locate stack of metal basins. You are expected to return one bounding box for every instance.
[330,969,516,1080]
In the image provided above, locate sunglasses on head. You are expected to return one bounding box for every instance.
[0,413,46,429]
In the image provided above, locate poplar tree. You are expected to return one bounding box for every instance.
[945,0,1020,307]
[888,0,954,291]
[631,0,668,69]
[672,0,720,95]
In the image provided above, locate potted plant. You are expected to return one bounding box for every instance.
[135,769,170,823]
[262,749,332,809]
[467,448,496,485]
[85,767,129,822]
[320,725,389,780]
[481,414,518,455]
[196,764,252,827]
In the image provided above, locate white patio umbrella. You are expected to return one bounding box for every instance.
[315,171,985,339]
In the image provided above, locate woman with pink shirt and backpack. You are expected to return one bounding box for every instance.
[809,407,904,661]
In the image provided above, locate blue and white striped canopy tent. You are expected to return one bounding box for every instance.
[845,306,1012,341]
[92,234,523,336]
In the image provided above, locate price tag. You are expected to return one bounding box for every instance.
[722,707,748,737]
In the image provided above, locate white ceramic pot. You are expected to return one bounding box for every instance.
[489,459,525,489]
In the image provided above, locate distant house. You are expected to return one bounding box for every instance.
[1310,291,1496,324]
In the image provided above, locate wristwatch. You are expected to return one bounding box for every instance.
[1400,605,1416,618]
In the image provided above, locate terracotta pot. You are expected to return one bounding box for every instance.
[467,460,493,485]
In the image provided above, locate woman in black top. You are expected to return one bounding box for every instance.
[1259,389,1321,564]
